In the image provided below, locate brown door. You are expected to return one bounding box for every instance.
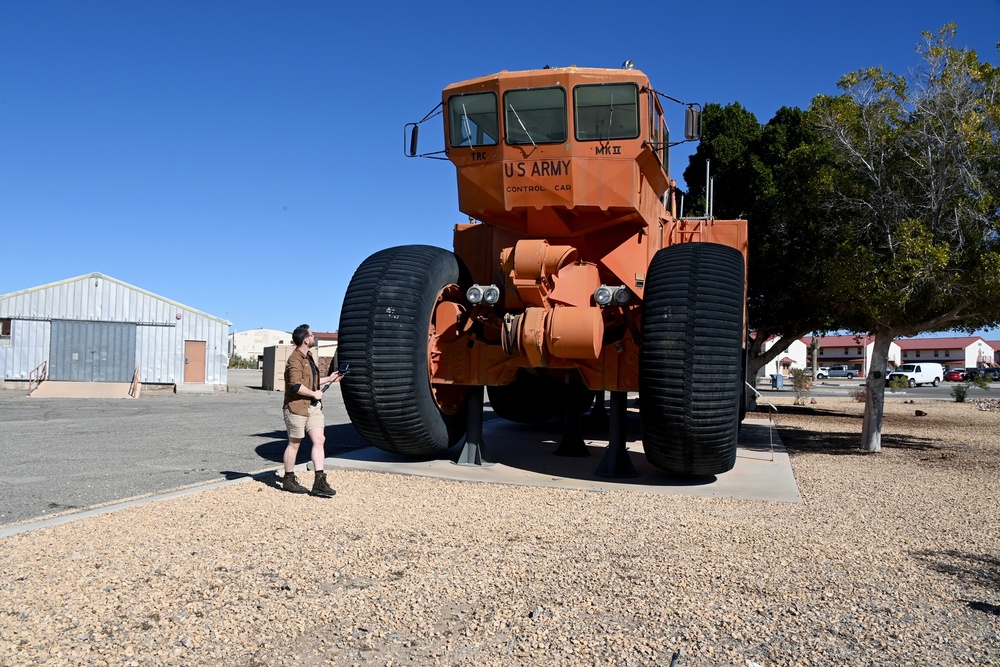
[184,340,206,383]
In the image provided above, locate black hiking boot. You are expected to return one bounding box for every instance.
[311,471,337,498]
[282,472,309,494]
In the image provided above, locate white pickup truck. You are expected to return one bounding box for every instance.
[887,362,944,387]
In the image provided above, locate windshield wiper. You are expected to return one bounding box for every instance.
[461,103,475,150]
[606,93,615,141]
[508,103,536,147]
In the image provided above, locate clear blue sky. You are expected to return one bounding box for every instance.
[2,1,999,337]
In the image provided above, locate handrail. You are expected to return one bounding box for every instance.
[27,360,48,395]
[746,380,778,461]
[128,365,141,398]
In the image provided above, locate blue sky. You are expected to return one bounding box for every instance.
[2,1,999,337]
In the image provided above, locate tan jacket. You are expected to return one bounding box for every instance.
[283,349,319,416]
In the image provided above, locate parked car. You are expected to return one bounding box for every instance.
[944,368,966,382]
[968,367,1000,381]
[813,366,831,379]
[825,365,857,379]
[887,362,944,387]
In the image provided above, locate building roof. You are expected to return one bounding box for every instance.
[0,272,231,326]
[895,336,986,350]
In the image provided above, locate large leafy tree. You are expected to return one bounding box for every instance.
[684,105,844,384]
[810,25,1000,451]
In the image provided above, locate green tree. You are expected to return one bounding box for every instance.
[810,25,1000,451]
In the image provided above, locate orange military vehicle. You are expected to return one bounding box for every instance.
[338,63,748,476]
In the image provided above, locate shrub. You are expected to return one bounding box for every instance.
[954,376,992,402]
[850,387,868,403]
[789,368,812,405]
[888,375,908,392]
[228,354,258,369]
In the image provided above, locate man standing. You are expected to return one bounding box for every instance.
[281,324,341,496]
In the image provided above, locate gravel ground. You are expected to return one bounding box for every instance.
[1,394,997,666]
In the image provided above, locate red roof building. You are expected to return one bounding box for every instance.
[895,336,997,369]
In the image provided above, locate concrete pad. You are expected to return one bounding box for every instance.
[29,381,135,398]
[174,383,216,395]
[323,415,801,503]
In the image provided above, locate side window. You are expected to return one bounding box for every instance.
[659,117,669,166]
[0,318,10,346]
[574,83,639,141]
[649,94,659,149]
[504,87,567,145]
[448,92,499,148]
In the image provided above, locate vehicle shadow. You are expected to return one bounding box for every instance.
[327,409,735,488]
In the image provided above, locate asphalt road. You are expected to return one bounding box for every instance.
[756,376,1000,401]
[0,369,369,527]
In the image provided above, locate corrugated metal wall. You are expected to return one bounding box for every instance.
[0,319,48,380]
[0,274,229,385]
[49,321,137,382]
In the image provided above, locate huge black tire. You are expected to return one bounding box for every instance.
[337,245,467,456]
[639,242,745,476]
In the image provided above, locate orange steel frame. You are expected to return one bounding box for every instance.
[426,67,748,399]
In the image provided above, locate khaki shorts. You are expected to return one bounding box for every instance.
[283,406,325,439]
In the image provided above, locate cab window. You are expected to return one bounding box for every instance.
[448,92,499,147]
[503,87,567,145]
[574,83,639,141]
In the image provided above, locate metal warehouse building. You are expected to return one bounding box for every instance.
[0,273,230,390]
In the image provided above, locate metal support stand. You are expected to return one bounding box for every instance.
[455,385,494,467]
[582,390,609,430]
[595,391,638,478]
[554,380,589,457]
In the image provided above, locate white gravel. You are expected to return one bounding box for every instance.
[1,395,997,666]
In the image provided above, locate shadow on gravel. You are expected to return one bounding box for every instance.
[912,549,1000,588]
[912,549,1000,615]
[764,406,943,455]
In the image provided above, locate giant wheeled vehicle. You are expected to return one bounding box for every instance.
[338,63,748,476]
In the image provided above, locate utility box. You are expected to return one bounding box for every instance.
[262,345,293,392]
[262,345,323,391]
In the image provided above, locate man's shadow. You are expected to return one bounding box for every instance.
[222,423,368,484]
[252,423,369,464]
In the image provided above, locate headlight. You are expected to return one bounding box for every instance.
[594,285,614,306]
[482,285,500,304]
[466,285,483,304]
[612,286,631,305]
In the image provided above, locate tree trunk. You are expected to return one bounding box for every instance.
[861,330,894,452]
[744,329,816,411]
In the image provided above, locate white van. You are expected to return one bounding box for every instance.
[887,362,944,387]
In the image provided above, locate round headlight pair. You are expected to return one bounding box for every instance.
[594,284,630,306]
[466,284,500,304]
